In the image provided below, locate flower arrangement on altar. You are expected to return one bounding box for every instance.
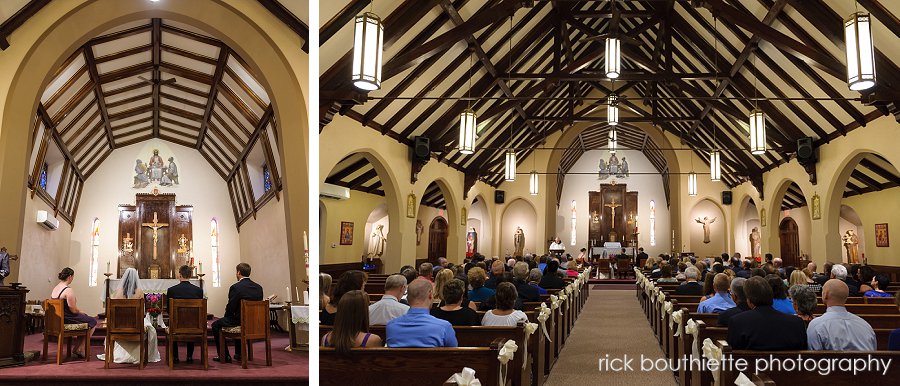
[145,292,163,318]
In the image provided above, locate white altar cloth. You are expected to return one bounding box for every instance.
[103,278,203,300]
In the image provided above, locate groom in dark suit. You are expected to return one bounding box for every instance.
[212,263,263,363]
[166,265,204,363]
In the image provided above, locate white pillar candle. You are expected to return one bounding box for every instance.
[295,287,300,304]
[286,286,291,303]
[199,262,202,274]
[303,231,308,251]
[303,290,309,305]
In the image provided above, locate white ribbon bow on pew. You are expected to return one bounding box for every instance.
[550,295,560,310]
[662,301,672,320]
[685,319,700,366]
[734,372,754,386]
[537,303,552,342]
[671,310,684,336]
[447,367,482,386]
[702,338,723,386]
[522,322,537,369]
[657,290,666,304]
[497,340,519,386]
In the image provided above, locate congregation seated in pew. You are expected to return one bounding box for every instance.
[98,267,161,364]
[431,279,480,326]
[467,267,495,302]
[368,274,409,325]
[482,282,529,327]
[727,276,808,350]
[50,267,97,359]
[322,290,383,353]
[674,267,703,296]
[789,284,818,325]
[807,279,877,351]
[696,273,735,314]
[386,278,458,348]
[322,270,366,326]
[718,277,748,327]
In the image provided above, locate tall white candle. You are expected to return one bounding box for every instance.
[286,286,291,303]
[295,286,300,304]
[199,262,202,274]
[303,231,308,251]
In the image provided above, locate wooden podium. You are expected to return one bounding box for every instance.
[0,284,29,368]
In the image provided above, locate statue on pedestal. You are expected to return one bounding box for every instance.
[369,224,386,257]
[513,227,525,257]
[695,216,717,244]
[842,230,859,264]
[749,227,762,259]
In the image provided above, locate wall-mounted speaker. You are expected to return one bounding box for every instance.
[796,137,817,165]
[413,136,430,162]
[494,190,505,204]
[722,191,733,205]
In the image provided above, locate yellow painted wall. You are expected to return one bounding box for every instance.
[321,190,388,265]
[841,187,900,265]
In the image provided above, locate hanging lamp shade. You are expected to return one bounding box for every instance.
[505,149,517,181]
[458,109,477,154]
[529,170,538,195]
[607,94,619,126]
[605,37,621,79]
[608,128,617,154]
[352,12,384,91]
[845,12,876,91]
[749,109,766,155]
[687,172,698,197]
[709,150,721,182]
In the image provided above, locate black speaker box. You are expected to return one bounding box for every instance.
[495,190,505,204]
[722,191,732,205]
[797,137,817,165]
[413,136,430,162]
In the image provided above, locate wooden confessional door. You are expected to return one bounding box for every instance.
[779,217,800,267]
[428,217,449,263]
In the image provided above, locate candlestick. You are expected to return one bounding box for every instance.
[286,286,292,303]
[295,287,300,304]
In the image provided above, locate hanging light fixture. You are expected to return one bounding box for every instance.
[352,11,384,91]
[748,51,766,155]
[505,149,517,181]
[608,127,617,155]
[607,94,619,126]
[529,170,538,195]
[605,37,621,79]
[688,172,698,197]
[709,150,721,182]
[709,16,722,183]
[458,52,476,154]
[845,9,876,91]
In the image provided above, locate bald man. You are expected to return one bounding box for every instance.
[806,279,876,351]
[385,278,457,348]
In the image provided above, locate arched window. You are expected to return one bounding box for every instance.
[263,164,272,192]
[570,200,577,245]
[649,200,656,247]
[89,218,100,287]
[211,218,220,287]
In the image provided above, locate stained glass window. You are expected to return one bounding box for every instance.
[89,218,100,287]
[649,200,656,247]
[211,219,220,287]
[263,164,272,192]
[570,200,577,246]
[39,163,48,190]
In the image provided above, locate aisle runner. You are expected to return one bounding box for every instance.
[544,290,677,386]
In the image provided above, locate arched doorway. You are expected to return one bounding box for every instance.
[428,217,449,263]
[779,217,800,267]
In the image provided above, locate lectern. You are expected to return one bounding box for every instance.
[0,283,29,368]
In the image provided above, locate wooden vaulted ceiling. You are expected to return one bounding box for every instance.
[325,154,450,209]
[38,18,273,180]
[842,154,900,198]
[320,0,900,193]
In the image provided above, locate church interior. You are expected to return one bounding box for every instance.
[0,0,309,383]
[319,0,900,385]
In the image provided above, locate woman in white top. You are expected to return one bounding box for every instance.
[97,268,161,363]
[482,282,528,327]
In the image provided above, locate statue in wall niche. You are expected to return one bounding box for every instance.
[415,220,424,246]
[466,228,478,257]
[749,227,762,259]
[513,227,525,257]
[369,224,386,257]
[843,229,860,264]
[695,216,717,244]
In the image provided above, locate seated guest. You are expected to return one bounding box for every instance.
[675,262,688,280]
[718,278,748,327]
[538,261,567,289]
[478,273,524,311]
[565,261,579,277]
[321,270,366,325]
[767,275,795,315]
[801,268,823,293]
[319,273,332,309]
[699,272,716,301]
[50,268,97,359]
[857,266,876,294]
[815,262,833,285]
[527,268,548,295]
[166,265,204,364]
[482,282,529,327]
[864,273,892,298]
[735,260,752,279]
[890,293,900,350]
[368,274,409,325]
[697,274,736,314]
[537,255,548,273]
[432,279,480,326]
[789,284,817,326]
[674,267,704,296]
[727,276,807,350]
[433,268,455,304]
[386,278,457,347]
[212,263,264,363]
[512,262,540,302]
[807,279,876,351]
[830,264,860,297]
[657,264,678,283]
[467,267,495,302]
[100,268,160,363]
[484,260,505,289]
[773,257,785,277]
[418,263,434,282]
[847,264,863,290]
[322,290,383,353]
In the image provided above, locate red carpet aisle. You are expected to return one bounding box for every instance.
[0,332,309,386]
[544,290,676,386]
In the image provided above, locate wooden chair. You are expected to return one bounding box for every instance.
[105,298,146,369]
[219,300,271,369]
[167,298,209,370]
[41,299,91,365]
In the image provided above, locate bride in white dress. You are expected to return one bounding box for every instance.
[97,268,161,364]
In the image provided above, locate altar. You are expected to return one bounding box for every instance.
[118,192,194,279]
[103,278,203,300]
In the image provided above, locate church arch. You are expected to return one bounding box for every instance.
[467,194,492,258]
[500,198,538,256]
[767,179,812,264]
[414,178,462,264]
[688,198,728,258]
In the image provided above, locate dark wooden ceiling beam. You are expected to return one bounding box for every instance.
[0,0,51,50]
[256,0,309,52]
[320,0,371,46]
[94,44,152,64]
[326,159,371,183]
[859,158,900,185]
[151,18,162,138]
[501,71,723,81]
[851,169,885,191]
[346,169,379,190]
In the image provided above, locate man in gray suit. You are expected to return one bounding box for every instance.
[0,247,16,286]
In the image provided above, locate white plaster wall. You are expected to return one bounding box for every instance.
[18,196,73,300]
[556,149,671,257]
[467,197,491,255]
[238,197,291,300]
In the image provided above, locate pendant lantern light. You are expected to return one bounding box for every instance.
[845,11,876,91]
[607,94,619,126]
[709,17,722,183]
[529,170,538,196]
[709,150,721,182]
[608,127,617,155]
[605,37,621,79]
[458,51,477,154]
[748,52,766,155]
[352,12,384,91]
[505,149,517,182]
[688,172,698,197]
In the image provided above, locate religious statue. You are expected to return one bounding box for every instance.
[591,210,600,224]
[695,216,717,244]
[133,160,150,188]
[148,149,165,182]
[842,229,860,264]
[513,227,525,257]
[122,233,134,254]
[749,227,762,259]
[598,158,608,180]
[369,224,386,257]
[0,247,18,286]
[141,212,169,261]
[598,153,630,180]
[608,153,620,176]
[415,220,424,246]
[466,228,478,257]
[177,234,188,254]
[167,157,179,185]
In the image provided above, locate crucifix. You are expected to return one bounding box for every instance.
[141,212,169,260]
[604,198,622,223]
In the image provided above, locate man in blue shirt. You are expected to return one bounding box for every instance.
[386,278,458,348]
[697,273,737,313]
[807,280,876,351]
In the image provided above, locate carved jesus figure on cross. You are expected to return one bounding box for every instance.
[141,212,169,260]
[604,198,622,223]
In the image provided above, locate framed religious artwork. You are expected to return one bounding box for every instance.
[760,208,766,227]
[875,223,889,247]
[339,222,354,245]
[461,207,467,226]
[811,193,821,220]
[406,193,416,218]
